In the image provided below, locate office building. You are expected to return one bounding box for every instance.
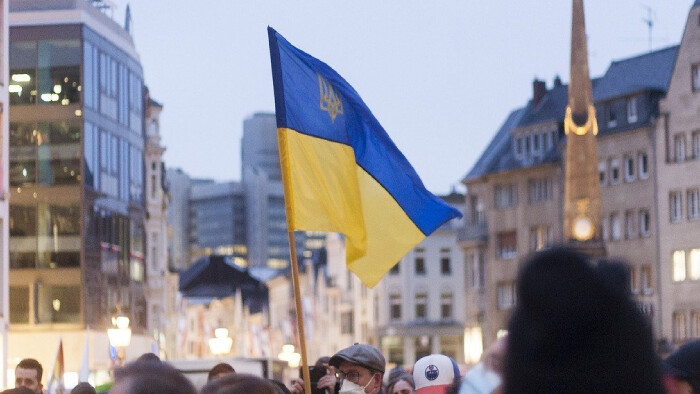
[8,0,152,382]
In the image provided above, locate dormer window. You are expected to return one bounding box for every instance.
[627,97,638,123]
[607,105,617,128]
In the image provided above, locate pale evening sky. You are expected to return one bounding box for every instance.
[111,1,692,195]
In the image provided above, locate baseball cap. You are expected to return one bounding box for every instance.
[329,344,386,373]
[413,354,460,394]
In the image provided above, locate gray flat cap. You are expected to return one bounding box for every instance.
[329,343,385,373]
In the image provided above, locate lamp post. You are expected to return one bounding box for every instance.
[278,344,301,368]
[209,328,233,356]
[108,310,132,365]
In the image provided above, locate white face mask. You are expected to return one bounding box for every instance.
[339,374,375,394]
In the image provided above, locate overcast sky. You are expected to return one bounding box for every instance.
[110,0,693,194]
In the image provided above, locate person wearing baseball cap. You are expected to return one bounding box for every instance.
[290,344,385,394]
[663,339,700,394]
[412,354,461,394]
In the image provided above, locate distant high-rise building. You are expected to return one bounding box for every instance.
[242,112,280,182]
[7,0,153,378]
[165,167,192,270]
[189,180,247,264]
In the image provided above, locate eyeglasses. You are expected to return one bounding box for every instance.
[334,369,361,385]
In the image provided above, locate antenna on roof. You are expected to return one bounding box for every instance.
[641,4,655,52]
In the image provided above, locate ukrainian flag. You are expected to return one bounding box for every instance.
[268,27,462,288]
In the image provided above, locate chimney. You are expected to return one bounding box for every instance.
[532,79,547,107]
[553,75,563,87]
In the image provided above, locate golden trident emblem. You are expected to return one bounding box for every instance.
[318,73,344,122]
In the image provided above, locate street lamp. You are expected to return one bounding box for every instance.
[209,328,233,356]
[278,344,301,368]
[108,310,131,365]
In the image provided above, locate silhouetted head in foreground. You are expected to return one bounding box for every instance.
[111,360,196,394]
[504,247,664,394]
[200,373,279,394]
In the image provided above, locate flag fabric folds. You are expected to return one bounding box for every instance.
[46,338,65,394]
[268,27,462,287]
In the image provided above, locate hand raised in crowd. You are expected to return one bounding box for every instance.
[317,364,337,394]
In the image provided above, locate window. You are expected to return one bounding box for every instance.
[415,293,427,319]
[674,312,687,343]
[340,312,354,334]
[440,250,451,275]
[468,252,485,289]
[675,134,687,162]
[640,210,651,237]
[389,261,400,275]
[638,152,649,179]
[609,159,620,184]
[470,196,485,225]
[515,137,523,156]
[599,161,606,186]
[36,285,81,323]
[440,293,453,319]
[693,64,700,92]
[495,184,517,209]
[607,105,617,127]
[630,267,639,294]
[610,212,621,241]
[627,97,638,123]
[10,287,30,324]
[690,249,700,281]
[497,231,517,259]
[692,312,700,339]
[673,250,686,282]
[670,192,683,223]
[528,178,552,203]
[641,265,653,295]
[390,294,401,320]
[624,155,635,182]
[415,257,425,275]
[688,189,699,220]
[625,211,635,239]
[529,225,551,251]
[497,282,516,310]
[693,131,700,159]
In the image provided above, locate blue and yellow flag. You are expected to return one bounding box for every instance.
[268,27,462,288]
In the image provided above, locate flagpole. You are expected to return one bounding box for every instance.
[286,230,313,394]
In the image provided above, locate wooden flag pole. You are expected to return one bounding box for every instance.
[287,230,313,394]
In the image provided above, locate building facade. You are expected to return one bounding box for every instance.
[144,91,172,357]
[655,0,700,348]
[189,180,247,264]
[7,0,152,383]
[375,193,466,367]
[461,43,678,351]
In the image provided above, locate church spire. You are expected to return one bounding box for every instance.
[563,0,604,249]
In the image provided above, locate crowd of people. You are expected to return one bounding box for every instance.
[4,247,700,393]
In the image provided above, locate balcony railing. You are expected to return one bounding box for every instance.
[458,222,488,243]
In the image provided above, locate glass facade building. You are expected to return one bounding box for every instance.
[8,19,147,332]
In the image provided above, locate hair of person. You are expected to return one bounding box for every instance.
[16,359,43,382]
[135,352,162,364]
[314,356,331,368]
[207,362,236,382]
[70,382,97,394]
[386,373,415,394]
[503,247,664,394]
[200,373,279,394]
[113,360,196,394]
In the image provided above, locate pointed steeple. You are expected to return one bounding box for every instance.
[569,0,593,124]
[563,0,604,250]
